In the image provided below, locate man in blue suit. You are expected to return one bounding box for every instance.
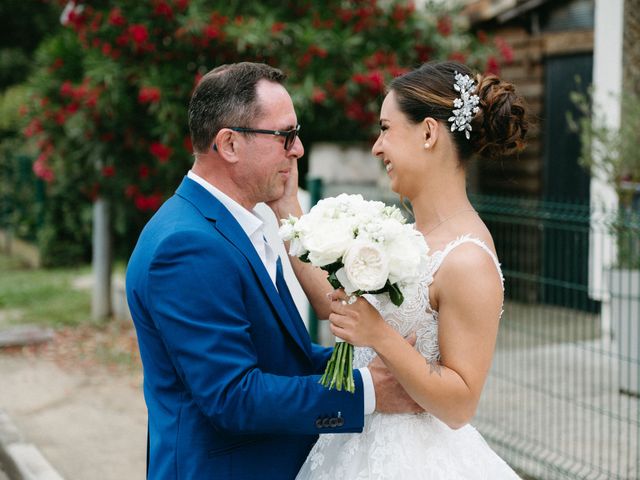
[126,62,419,479]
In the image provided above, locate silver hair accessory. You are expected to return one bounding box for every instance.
[448,72,480,140]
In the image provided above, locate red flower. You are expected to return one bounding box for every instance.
[139,165,151,179]
[101,43,112,56]
[495,37,514,64]
[437,16,452,37]
[116,32,129,46]
[338,9,353,23]
[366,70,385,94]
[129,24,149,45]
[102,165,116,177]
[150,142,172,163]
[203,25,220,39]
[54,110,67,126]
[85,90,100,108]
[174,0,189,11]
[51,58,64,71]
[125,185,139,198]
[485,56,500,75]
[309,45,328,58]
[183,136,193,153]
[312,88,326,104]
[271,22,285,34]
[477,30,488,44]
[33,156,55,183]
[135,193,163,211]
[138,86,162,104]
[65,103,80,114]
[449,52,467,63]
[60,81,74,98]
[415,45,433,62]
[108,8,126,27]
[154,1,174,19]
[352,73,367,85]
[23,119,43,138]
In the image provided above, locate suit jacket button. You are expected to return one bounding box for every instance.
[329,418,338,428]
[315,418,323,428]
[321,418,331,428]
[336,417,345,427]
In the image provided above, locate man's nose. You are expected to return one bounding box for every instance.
[290,136,304,159]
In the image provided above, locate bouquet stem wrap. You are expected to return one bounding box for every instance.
[319,340,354,392]
[278,194,429,394]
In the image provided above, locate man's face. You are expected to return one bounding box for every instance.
[235,80,304,206]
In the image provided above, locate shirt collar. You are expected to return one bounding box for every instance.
[187,170,264,238]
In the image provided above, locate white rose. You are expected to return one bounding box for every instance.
[387,225,429,284]
[340,240,390,292]
[288,237,307,257]
[278,215,298,241]
[303,218,354,267]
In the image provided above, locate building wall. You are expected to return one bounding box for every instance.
[470,2,594,198]
[623,0,640,96]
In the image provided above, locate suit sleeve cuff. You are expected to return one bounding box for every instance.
[358,367,376,415]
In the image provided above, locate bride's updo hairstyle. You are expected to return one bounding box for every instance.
[389,61,527,163]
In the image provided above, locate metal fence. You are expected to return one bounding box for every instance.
[472,195,640,480]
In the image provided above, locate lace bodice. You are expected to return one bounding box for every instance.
[297,235,518,480]
[353,234,504,370]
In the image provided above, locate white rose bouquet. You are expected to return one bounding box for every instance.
[279,194,429,392]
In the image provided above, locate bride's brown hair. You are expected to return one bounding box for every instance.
[389,61,528,163]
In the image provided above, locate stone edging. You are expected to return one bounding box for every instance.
[0,410,64,480]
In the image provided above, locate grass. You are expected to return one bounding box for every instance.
[0,253,92,327]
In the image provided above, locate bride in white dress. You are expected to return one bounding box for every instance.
[272,60,528,479]
[294,61,528,479]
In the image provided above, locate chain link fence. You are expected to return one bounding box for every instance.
[473,194,639,480]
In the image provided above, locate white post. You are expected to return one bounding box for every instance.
[590,0,624,336]
[92,197,111,321]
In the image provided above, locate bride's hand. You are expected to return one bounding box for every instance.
[328,290,390,348]
[266,156,302,220]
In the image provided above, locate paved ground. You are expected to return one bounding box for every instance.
[0,300,637,480]
[0,326,147,480]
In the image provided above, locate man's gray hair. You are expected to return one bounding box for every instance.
[188,62,287,153]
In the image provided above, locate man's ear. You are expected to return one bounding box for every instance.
[422,117,440,148]
[214,129,240,163]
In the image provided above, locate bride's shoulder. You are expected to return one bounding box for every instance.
[435,235,502,291]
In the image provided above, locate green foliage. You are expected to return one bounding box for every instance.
[568,87,640,201]
[568,87,640,268]
[17,0,510,262]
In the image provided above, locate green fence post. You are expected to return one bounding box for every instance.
[306,177,323,343]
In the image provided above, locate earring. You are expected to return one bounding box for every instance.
[424,142,430,149]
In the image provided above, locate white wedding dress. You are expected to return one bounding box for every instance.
[297,235,520,480]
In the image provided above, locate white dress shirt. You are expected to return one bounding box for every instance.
[187,171,375,414]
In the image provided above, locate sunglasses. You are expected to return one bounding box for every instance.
[228,124,300,151]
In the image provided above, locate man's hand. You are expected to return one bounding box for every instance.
[369,334,424,414]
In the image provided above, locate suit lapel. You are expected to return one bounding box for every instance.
[175,177,311,360]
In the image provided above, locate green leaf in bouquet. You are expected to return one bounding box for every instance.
[327,271,342,289]
[388,283,404,307]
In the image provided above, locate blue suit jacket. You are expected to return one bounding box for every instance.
[126,177,364,479]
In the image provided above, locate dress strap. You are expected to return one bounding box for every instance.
[430,234,504,289]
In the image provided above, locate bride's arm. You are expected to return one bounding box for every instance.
[329,243,503,429]
[267,163,334,320]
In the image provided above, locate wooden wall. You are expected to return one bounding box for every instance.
[472,21,593,198]
[623,0,640,96]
